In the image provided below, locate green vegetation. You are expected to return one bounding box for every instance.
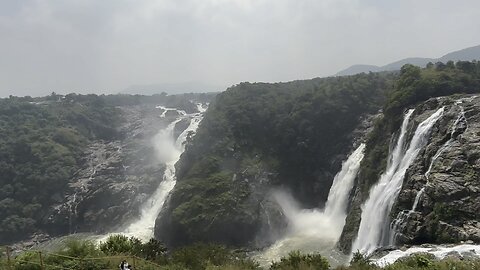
[0,94,120,243]
[2,237,479,269]
[270,251,329,270]
[1,236,260,270]
[0,92,214,244]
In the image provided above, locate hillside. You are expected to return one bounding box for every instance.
[156,61,480,253]
[0,93,215,244]
[337,44,480,76]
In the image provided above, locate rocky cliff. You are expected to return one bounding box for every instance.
[45,105,193,236]
[340,95,480,252]
[392,95,480,245]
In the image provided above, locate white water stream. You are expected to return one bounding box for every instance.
[99,104,206,242]
[352,108,444,255]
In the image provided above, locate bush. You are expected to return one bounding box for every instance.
[349,250,376,269]
[389,253,434,269]
[99,234,143,256]
[171,243,259,270]
[270,251,329,270]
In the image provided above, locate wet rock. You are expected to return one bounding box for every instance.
[174,118,191,139]
[341,95,480,252]
[44,105,171,235]
[391,95,480,246]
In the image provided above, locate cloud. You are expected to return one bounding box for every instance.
[0,0,479,96]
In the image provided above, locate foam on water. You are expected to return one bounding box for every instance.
[374,244,480,267]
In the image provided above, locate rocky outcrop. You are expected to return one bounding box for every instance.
[340,95,480,252]
[44,105,192,235]
[154,162,288,248]
[391,95,480,245]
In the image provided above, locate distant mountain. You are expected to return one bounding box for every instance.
[336,44,480,76]
[123,81,224,95]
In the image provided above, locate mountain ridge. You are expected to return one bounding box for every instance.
[336,44,480,76]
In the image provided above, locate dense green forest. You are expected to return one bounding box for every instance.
[0,95,121,242]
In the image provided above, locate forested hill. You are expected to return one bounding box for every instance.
[0,93,214,244]
[0,95,120,242]
[155,72,397,247]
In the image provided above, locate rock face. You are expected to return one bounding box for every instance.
[155,166,288,248]
[45,105,190,235]
[391,95,480,245]
[340,95,480,252]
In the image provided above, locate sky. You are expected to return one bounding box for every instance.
[0,0,479,97]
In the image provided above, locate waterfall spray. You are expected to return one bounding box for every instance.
[255,144,365,266]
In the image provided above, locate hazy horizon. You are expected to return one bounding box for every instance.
[1,0,480,97]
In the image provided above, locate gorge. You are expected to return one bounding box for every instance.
[2,62,480,268]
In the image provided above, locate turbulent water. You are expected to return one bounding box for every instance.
[352,108,444,255]
[254,144,365,266]
[374,244,480,267]
[99,104,206,242]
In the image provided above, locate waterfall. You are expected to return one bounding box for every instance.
[411,187,425,212]
[425,105,466,179]
[389,187,425,243]
[389,104,468,243]
[352,107,444,255]
[254,144,365,266]
[324,143,366,219]
[119,105,205,241]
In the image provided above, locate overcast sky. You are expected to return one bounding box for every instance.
[1,0,479,97]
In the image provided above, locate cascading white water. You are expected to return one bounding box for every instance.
[390,103,469,242]
[254,144,365,266]
[324,144,366,219]
[410,187,424,212]
[389,186,425,244]
[107,105,206,242]
[352,107,444,255]
[156,105,187,118]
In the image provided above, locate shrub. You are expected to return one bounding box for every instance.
[171,243,259,270]
[99,234,143,256]
[270,251,329,270]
